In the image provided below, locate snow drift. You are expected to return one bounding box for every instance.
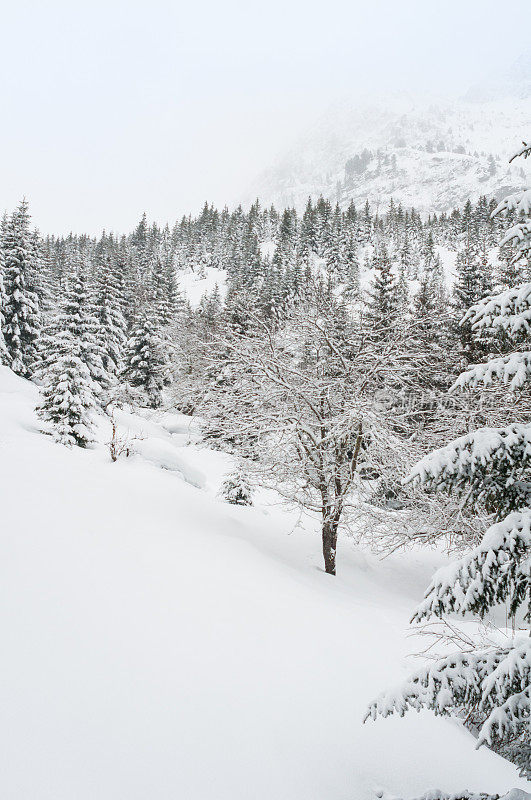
[0,365,527,800]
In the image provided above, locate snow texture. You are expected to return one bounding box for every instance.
[0,365,527,799]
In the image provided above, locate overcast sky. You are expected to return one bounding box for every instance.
[1,0,530,235]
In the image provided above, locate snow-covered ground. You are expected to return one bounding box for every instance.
[1,366,528,800]
[178,266,227,309]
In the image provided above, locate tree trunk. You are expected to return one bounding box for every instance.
[322,520,338,575]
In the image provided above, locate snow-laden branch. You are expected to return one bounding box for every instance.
[365,638,531,762]
[412,511,531,623]
[500,221,531,259]
[406,423,531,516]
[463,283,531,336]
[453,352,531,392]
[493,188,531,218]
[509,140,531,162]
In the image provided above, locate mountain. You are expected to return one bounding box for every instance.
[244,58,531,216]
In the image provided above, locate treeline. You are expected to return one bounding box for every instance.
[0,192,520,444]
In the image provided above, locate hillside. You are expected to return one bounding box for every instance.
[244,56,531,215]
[1,365,528,800]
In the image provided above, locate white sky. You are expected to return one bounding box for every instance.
[1,0,530,235]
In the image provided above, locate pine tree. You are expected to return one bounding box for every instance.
[1,200,41,377]
[55,268,105,393]
[219,469,253,506]
[366,141,531,779]
[125,314,169,408]
[409,270,452,386]
[37,332,97,448]
[453,234,493,363]
[365,246,399,339]
[325,221,344,277]
[37,265,103,445]
[93,253,128,379]
[300,197,317,262]
[343,234,360,299]
[0,216,9,364]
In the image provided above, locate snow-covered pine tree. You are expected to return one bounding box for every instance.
[125,314,169,408]
[41,266,105,392]
[343,235,360,299]
[0,216,9,364]
[365,141,531,778]
[1,200,41,377]
[365,245,400,340]
[325,214,344,277]
[37,328,97,448]
[411,263,451,373]
[93,253,128,379]
[453,233,493,363]
[219,469,253,506]
[37,267,103,445]
[150,254,183,329]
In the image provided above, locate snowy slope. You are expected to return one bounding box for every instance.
[244,56,531,215]
[0,366,528,800]
[177,266,227,309]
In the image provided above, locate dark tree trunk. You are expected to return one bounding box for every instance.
[322,520,338,575]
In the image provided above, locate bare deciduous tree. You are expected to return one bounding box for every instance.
[198,292,434,574]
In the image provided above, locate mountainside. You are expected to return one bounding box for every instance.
[245,58,531,216]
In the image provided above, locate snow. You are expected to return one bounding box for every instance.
[455,352,531,392]
[411,511,531,624]
[0,365,528,800]
[384,792,530,800]
[259,239,276,260]
[177,266,227,308]
[244,95,531,216]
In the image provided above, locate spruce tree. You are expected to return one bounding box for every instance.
[453,235,493,363]
[37,271,101,447]
[219,469,253,506]
[343,236,360,299]
[1,200,41,377]
[37,331,97,448]
[93,253,128,379]
[365,246,399,340]
[57,268,105,394]
[125,314,169,408]
[0,216,9,364]
[366,141,531,779]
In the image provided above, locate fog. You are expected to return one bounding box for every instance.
[1,0,530,234]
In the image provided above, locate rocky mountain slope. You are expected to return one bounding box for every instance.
[245,56,531,216]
